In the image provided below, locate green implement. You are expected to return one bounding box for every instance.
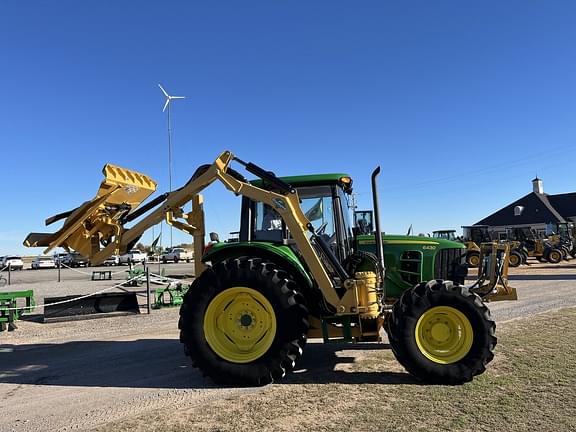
[0,290,35,331]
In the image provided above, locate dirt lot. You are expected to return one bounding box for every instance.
[1,261,575,432]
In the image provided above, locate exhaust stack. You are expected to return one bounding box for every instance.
[371,167,385,282]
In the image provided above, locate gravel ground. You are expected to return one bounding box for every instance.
[1,260,575,432]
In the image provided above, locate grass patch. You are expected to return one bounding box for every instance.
[98,308,576,432]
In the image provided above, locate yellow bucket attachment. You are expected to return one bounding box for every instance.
[24,164,157,258]
[97,164,157,206]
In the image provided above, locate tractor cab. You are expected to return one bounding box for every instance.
[553,222,575,245]
[462,225,492,244]
[432,230,457,241]
[508,227,539,244]
[239,174,355,264]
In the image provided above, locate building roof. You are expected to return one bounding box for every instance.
[475,192,569,226]
[547,192,576,219]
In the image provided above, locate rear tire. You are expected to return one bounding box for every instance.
[387,280,496,385]
[508,250,522,267]
[179,257,309,386]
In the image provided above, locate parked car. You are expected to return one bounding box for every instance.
[161,247,193,263]
[119,249,147,265]
[102,255,120,266]
[1,256,24,271]
[31,256,56,269]
[53,252,69,266]
[62,252,90,267]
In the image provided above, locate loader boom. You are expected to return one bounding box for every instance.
[25,151,347,310]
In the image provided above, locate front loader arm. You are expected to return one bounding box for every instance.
[24,150,342,309]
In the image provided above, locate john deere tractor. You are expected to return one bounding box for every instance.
[25,151,516,386]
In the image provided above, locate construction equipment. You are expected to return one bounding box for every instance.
[547,222,574,260]
[507,227,563,264]
[461,226,525,268]
[25,151,516,386]
[559,222,576,257]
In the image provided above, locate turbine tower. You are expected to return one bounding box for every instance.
[159,83,186,248]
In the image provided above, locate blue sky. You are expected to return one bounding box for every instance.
[1,1,574,256]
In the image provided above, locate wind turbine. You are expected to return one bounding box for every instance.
[159,83,186,248]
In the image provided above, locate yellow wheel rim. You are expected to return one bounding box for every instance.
[204,287,277,363]
[415,306,473,364]
[550,251,561,262]
[468,255,480,267]
[509,254,520,266]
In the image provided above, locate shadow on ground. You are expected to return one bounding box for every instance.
[0,339,415,389]
[285,342,418,385]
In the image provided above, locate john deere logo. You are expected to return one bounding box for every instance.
[422,245,436,250]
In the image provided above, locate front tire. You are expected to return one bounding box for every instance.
[545,248,562,264]
[179,257,309,386]
[387,280,496,385]
[466,251,480,268]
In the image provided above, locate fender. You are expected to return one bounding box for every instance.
[202,241,334,313]
[203,242,314,292]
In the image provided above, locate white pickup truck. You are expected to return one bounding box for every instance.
[161,247,193,263]
[119,249,147,265]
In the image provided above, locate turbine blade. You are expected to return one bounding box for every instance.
[172,96,186,99]
[162,99,170,112]
[158,84,169,97]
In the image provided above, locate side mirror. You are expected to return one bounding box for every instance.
[209,232,220,243]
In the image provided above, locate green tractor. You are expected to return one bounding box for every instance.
[25,151,516,386]
[206,175,471,316]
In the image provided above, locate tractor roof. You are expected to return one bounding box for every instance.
[250,173,353,193]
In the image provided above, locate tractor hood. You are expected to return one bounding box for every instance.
[357,234,466,250]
